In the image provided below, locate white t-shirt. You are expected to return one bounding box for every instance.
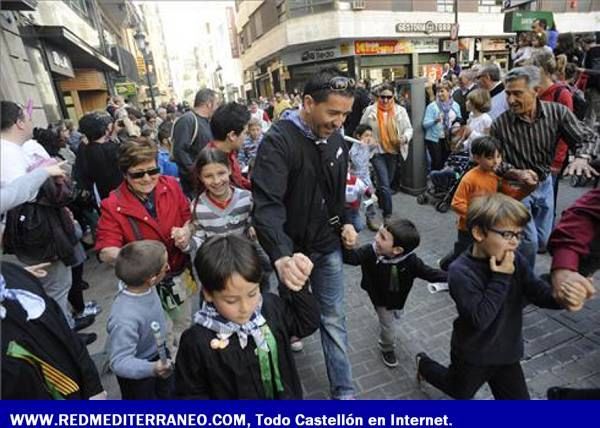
[22,139,51,166]
[0,138,29,187]
[463,112,492,151]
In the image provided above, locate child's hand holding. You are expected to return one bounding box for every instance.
[171,222,191,250]
[489,251,515,275]
[153,358,173,379]
[552,269,596,312]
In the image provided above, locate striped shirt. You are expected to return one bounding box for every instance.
[491,100,599,180]
[190,187,253,254]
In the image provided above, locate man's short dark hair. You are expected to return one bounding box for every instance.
[303,67,355,104]
[384,217,420,253]
[194,88,217,108]
[471,136,501,158]
[78,112,109,142]
[1,101,24,131]
[194,234,263,293]
[115,240,167,288]
[210,102,250,141]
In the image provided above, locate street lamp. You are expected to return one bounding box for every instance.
[133,30,156,110]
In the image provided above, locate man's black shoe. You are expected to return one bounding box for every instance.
[77,332,97,346]
[73,314,95,331]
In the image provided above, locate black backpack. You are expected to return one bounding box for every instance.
[3,177,78,266]
[554,84,589,121]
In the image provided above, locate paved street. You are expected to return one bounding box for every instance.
[82,178,599,399]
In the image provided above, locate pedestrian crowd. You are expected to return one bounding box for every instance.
[1,26,600,401]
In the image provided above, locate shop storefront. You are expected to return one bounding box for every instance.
[479,38,510,70]
[282,43,354,93]
[355,40,413,84]
[23,25,119,120]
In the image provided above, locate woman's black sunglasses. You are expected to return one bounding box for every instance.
[379,95,394,100]
[128,167,160,179]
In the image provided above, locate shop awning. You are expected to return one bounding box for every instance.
[22,25,119,72]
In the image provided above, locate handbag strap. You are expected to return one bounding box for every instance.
[115,187,144,241]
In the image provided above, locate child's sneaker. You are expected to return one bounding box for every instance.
[380,349,398,368]
[290,337,304,352]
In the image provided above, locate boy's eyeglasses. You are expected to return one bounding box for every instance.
[127,167,160,179]
[379,95,394,100]
[489,228,524,241]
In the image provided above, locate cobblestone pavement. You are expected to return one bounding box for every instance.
[83,179,599,399]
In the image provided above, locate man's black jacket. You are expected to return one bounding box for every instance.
[252,120,348,262]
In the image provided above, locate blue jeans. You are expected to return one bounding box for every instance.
[519,175,554,270]
[371,153,398,217]
[310,249,354,399]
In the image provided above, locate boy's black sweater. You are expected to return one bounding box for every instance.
[449,250,562,366]
[343,244,447,310]
[175,289,319,399]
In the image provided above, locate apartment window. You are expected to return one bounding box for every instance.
[65,0,90,18]
[288,0,335,18]
[276,0,287,22]
[437,0,454,13]
[478,0,502,13]
[253,11,263,38]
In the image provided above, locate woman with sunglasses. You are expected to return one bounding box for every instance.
[95,138,194,350]
[359,84,413,228]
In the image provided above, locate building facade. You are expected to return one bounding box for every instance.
[236,0,600,98]
[0,0,146,126]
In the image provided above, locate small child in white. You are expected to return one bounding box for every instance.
[107,240,173,399]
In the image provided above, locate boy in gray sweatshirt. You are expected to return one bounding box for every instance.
[107,240,173,399]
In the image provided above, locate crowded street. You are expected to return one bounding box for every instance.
[1,0,600,402]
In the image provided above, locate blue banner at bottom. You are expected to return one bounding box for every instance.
[0,401,597,428]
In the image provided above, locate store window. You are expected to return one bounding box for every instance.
[478,0,502,13]
[25,46,62,123]
[360,66,409,86]
[436,0,454,13]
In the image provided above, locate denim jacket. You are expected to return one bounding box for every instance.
[422,101,461,143]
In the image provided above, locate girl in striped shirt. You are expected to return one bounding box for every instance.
[182,147,272,290]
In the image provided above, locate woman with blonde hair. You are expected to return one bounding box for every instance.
[359,83,413,225]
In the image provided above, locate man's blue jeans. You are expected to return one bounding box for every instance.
[310,249,354,399]
[519,175,554,270]
[371,153,398,217]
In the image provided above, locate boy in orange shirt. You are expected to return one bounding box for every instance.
[439,136,531,270]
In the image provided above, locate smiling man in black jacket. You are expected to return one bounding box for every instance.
[252,67,358,399]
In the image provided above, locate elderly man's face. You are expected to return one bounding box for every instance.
[505,78,537,116]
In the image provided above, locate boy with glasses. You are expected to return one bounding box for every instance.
[416,193,590,399]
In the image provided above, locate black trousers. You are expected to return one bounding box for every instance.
[426,139,448,171]
[419,353,530,399]
[68,263,85,314]
[117,374,174,400]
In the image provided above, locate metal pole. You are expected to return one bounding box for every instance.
[143,54,156,110]
[454,0,458,24]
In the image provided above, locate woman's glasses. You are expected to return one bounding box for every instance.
[127,167,160,179]
[379,95,394,100]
